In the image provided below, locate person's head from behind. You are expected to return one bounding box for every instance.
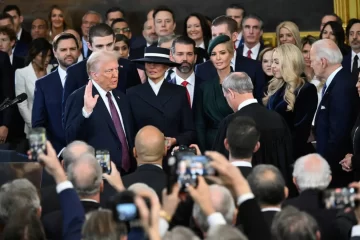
[192,184,236,234]
[247,164,288,208]
[224,116,260,160]
[114,34,129,59]
[111,18,132,40]
[292,153,332,192]
[225,4,246,32]
[211,16,238,43]
[3,5,23,33]
[81,11,102,39]
[158,34,177,49]
[207,225,248,240]
[0,179,41,226]
[134,125,166,165]
[67,153,103,199]
[276,21,301,49]
[320,13,342,31]
[301,35,317,68]
[222,72,255,111]
[259,47,274,77]
[272,206,321,240]
[105,7,125,26]
[62,140,95,171]
[153,6,176,37]
[310,39,343,80]
[208,35,234,71]
[31,18,48,39]
[320,21,345,47]
[88,23,115,52]
[183,13,211,48]
[2,207,46,240]
[143,19,158,45]
[82,209,127,240]
[52,32,80,69]
[26,38,52,69]
[163,226,200,240]
[170,36,197,74]
[347,19,360,53]
[87,50,119,92]
[0,27,16,56]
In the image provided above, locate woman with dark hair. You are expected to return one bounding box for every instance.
[320,21,351,56]
[183,13,211,64]
[48,5,71,41]
[15,38,53,137]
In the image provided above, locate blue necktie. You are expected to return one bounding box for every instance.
[322,83,327,97]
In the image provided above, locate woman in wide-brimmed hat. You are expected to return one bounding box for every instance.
[128,47,196,149]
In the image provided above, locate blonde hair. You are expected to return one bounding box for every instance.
[276,21,301,49]
[262,43,305,111]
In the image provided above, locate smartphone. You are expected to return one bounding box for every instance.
[116,203,138,221]
[111,190,139,222]
[28,127,47,160]
[322,187,357,209]
[176,155,214,191]
[95,150,111,174]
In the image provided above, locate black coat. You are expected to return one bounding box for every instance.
[262,210,279,228]
[238,166,252,178]
[127,81,196,146]
[19,29,32,45]
[351,114,360,181]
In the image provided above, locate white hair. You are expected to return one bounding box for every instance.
[82,10,103,23]
[222,72,253,94]
[86,50,118,77]
[293,154,332,192]
[312,39,343,64]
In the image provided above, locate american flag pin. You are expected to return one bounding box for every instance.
[119,65,123,68]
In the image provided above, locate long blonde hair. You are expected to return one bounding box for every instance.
[276,21,301,49]
[263,43,305,111]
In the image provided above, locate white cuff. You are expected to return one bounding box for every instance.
[56,180,73,194]
[351,225,360,237]
[237,193,255,206]
[159,217,169,237]
[82,107,92,118]
[207,212,226,227]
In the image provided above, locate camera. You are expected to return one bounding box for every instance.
[322,187,357,209]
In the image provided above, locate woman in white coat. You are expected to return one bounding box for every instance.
[15,38,53,137]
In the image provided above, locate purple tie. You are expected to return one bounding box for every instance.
[106,92,130,172]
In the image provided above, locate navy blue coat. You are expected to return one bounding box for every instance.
[13,41,29,57]
[315,68,359,187]
[342,53,351,72]
[32,70,65,154]
[195,52,266,101]
[64,85,136,171]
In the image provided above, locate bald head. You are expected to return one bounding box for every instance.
[293,154,332,192]
[134,126,166,163]
[62,141,95,170]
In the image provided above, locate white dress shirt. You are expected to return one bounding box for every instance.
[175,72,195,106]
[243,42,261,60]
[82,80,127,138]
[16,28,22,41]
[237,99,258,111]
[198,42,205,49]
[231,160,252,168]
[235,31,242,49]
[165,67,176,80]
[351,51,360,71]
[261,207,281,212]
[148,78,165,96]
[57,66,67,87]
[77,54,84,63]
[231,51,237,70]
[9,53,13,65]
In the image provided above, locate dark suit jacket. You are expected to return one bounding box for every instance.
[13,41,28,57]
[283,189,340,240]
[42,200,100,240]
[64,86,136,171]
[32,70,65,153]
[12,55,25,70]
[194,53,266,101]
[19,29,32,45]
[127,81,196,146]
[129,46,146,60]
[195,47,209,65]
[314,68,359,187]
[236,43,265,61]
[122,164,166,200]
[130,36,146,49]
[237,166,252,178]
[262,210,279,228]
[62,57,141,116]
[342,53,351,72]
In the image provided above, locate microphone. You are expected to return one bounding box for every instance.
[0,93,27,111]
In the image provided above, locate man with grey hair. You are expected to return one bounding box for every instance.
[192,184,236,237]
[213,72,294,195]
[64,50,136,174]
[207,225,248,240]
[158,34,178,49]
[283,153,337,240]
[247,164,288,227]
[310,39,358,187]
[272,206,321,240]
[80,10,102,58]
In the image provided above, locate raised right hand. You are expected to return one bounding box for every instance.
[84,80,99,114]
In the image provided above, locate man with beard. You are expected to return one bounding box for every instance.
[32,33,80,154]
[169,36,204,113]
[129,19,158,60]
[342,19,360,81]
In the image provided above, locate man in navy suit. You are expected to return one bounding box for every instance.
[62,23,141,116]
[195,16,265,101]
[169,36,204,113]
[32,33,80,154]
[64,51,135,173]
[342,19,360,80]
[3,5,32,45]
[226,4,246,48]
[311,39,359,187]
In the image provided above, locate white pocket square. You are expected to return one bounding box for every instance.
[320,106,326,110]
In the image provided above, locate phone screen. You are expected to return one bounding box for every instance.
[116,203,138,221]
[323,187,356,209]
[28,128,47,160]
[96,150,111,174]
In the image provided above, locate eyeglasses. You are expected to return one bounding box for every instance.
[114,27,131,34]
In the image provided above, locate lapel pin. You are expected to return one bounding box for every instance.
[117,96,120,99]
[119,65,123,68]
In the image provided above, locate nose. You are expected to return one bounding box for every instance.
[216,53,221,60]
[161,21,166,27]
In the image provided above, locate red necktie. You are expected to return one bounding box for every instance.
[247,49,252,59]
[181,81,191,107]
[106,92,130,172]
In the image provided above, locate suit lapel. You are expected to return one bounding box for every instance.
[157,81,173,106]
[52,70,63,91]
[135,82,165,113]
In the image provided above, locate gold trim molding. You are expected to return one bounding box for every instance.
[262,32,320,47]
[334,0,360,27]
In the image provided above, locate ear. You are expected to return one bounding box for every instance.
[316,230,321,240]
[52,49,57,58]
[172,22,176,32]
[10,40,15,49]
[87,41,93,51]
[292,177,298,190]
[19,15,24,23]
[37,207,42,218]
[260,29,263,36]
[100,180,104,193]
[194,53,198,64]
[253,141,260,153]
[169,53,175,61]
[61,160,65,169]
[284,186,289,199]
[224,138,230,151]
[164,144,167,156]
[133,147,137,159]
[231,32,239,43]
